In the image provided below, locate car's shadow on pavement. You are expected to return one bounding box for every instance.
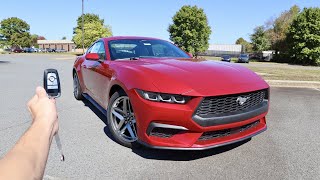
[81,98,251,161]
[0,61,10,64]
[81,99,115,141]
[131,139,250,161]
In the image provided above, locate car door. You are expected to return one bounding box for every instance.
[81,42,101,97]
[88,41,113,108]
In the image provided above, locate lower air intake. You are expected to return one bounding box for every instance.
[199,120,260,141]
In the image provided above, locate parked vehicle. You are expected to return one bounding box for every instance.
[24,48,36,53]
[12,48,23,53]
[22,47,28,53]
[45,48,55,52]
[56,49,67,53]
[238,54,249,63]
[4,48,11,52]
[73,36,269,150]
[221,55,231,62]
[38,48,47,52]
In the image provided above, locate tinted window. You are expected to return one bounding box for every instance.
[90,42,101,53]
[86,45,94,54]
[97,42,106,60]
[89,41,106,60]
[108,39,189,60]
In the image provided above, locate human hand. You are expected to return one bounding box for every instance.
[27,86,58,138]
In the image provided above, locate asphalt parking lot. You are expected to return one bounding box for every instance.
[0,54,319,179]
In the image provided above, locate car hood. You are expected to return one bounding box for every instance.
[117,58,269,96]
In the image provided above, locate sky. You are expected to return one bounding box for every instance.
[0,0,319,44]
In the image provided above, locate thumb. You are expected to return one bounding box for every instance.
[36,86,47,98]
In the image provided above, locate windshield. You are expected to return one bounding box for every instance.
[108,39,190,60]
[240,54,249,58]
[223,55,230,58]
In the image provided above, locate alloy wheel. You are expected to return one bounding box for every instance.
[73,74,79,97]
[110,96,137,142]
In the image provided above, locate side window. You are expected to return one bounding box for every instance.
[90,42,101,53]
[89,42,106,60]
[86,45,94,54]
[97,42,106,60]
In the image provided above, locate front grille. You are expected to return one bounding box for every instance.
[195,89,268,118]
[199,120,260,141]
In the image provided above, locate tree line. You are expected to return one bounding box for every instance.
[0,17,46,48]
[236,6,320,66]
[0,5,211,59]
[1,5,318,66]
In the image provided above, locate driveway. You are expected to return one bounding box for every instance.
[0,54,319,179]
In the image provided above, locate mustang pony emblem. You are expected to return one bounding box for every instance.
[236,96,250,105]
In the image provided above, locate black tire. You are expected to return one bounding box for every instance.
[73,72,83,100]
[107,90,140,148]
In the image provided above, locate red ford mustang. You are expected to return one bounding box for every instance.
[73,36,269,150]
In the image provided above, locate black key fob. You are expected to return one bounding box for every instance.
[43,69,61,98]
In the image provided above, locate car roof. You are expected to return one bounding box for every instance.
[101,36,162,42]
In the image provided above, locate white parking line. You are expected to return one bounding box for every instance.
[314,88,320,92]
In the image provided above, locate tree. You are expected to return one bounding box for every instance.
[250,26,270,52]
[73,21,112,48]
[72,13,112,48]
[0,17,32,47]
[62,36,67,40]
[37,36,46,40]
[235,37,253,53]
[30,34,39,47]
[287,7,320,65]
[10,32,31,47]
[235,37,246,45]
[168,5,212,57]
[266,5,300,53]
[74,13,104,32]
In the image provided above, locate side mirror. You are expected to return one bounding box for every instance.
[85,53,100,61]
[187,52,193,58]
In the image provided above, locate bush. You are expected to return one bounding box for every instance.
[272,53,291,63]
[287,7,320,66]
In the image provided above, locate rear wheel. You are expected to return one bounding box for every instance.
[73,73,83,100]
[107,90,139,148]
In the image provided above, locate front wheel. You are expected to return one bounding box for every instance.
[107,91,139,148]
[73,73,83,100]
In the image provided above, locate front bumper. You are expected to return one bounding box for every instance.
[238,59,249,62]
[138,126,267,150]
[128,89,268,149]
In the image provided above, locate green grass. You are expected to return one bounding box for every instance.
[202,56,320,81]
[247,66,320,81]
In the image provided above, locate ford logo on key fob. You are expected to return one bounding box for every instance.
[44,69,61,98]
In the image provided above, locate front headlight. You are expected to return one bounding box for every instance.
[136,89,191,104]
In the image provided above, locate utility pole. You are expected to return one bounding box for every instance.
[82,0,85,54]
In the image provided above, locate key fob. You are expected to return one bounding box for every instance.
[43,69,61,98]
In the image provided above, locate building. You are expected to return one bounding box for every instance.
[37,40,76,52]
[202,44,242,57]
